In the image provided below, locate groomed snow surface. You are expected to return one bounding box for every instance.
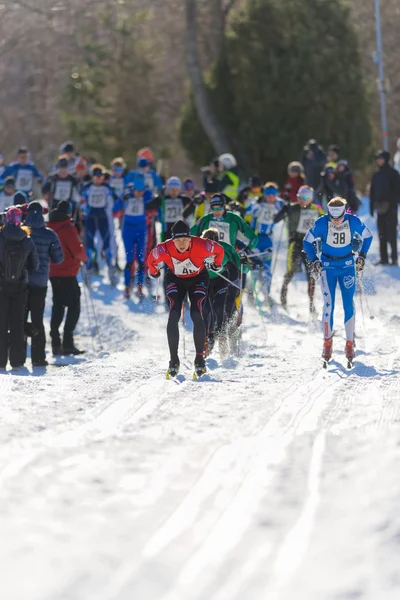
[1,202,400,600]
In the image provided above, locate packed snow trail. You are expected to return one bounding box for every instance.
[1,208,400,600]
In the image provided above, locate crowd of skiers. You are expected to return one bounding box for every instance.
[0,138,398,372]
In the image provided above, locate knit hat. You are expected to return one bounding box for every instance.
[50,200,72,222]
[166,176,182,190]
[13,191,28,205]
[4,176,15,188]
[375,150,390,162]
[171,220,190,239]
[5,206,23,226]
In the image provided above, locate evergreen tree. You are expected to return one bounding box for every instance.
[180,0,371,180]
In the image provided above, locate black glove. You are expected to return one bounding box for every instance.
[238,250,249,265]
[356,253,366,273]
[208,262,221,272]
[150,270,161,279]
[311,258,322,279]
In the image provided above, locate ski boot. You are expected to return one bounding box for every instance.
[322,337,332,368]
[124,285,131,300]
[345,340,355,369]
[166,359,180,380]
[63,345,85,356]
[193,354,206,380]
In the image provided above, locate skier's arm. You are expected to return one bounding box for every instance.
[303,222,321,261]
[26,238,40,272]
[238,215,258,249]
[0,165,13,182]
[359,223,373,255]
[147,243,167,275]
[190,220,202,236]
[273,204,288,224]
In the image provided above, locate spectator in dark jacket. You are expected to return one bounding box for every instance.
[24,201,64,366]
[0,206,39,369]
[283,162,306,203]
[317,166,349,212]
[300,139,326,190]
[370,150,400,265]
[336,160,360,213]
[47,200,87,356]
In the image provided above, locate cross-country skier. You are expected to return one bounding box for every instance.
[109,157,127,198]
[246,182,284,303]
[126,157,162,197]
[42,156,82,229]
[147,220,224,379]
[191,193,258,252]
[303,197,373,366]
[1,147,42,196]
[114,178,153,299]
[81,165,117,283]
[274,185,324,313]
[201,228,242,357]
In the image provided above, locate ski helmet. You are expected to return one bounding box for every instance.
[218,153,237,170]
[166,176,182,190]
[327,197,347,219]
[297,185,314,203]
[5,206,23,226]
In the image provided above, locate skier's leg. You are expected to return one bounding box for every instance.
[338,268,357,342]
[188,272,209,355]
[9,288,29,367]
[30,286,47,363]
[281,242,298,307]
[320,269,337,340]
[165,271,185,363]
[63,277,81,349]
[303,253,315,312]
[99,215,112,266]
[377,213,389,263]
[0,289,10,367]
[136,227,147,287]
[212,278,229,334]
[85,216,96,269]
[388,207,398,263]
[50,277,65,349]
[122,223,135,287]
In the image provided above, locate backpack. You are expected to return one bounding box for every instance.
[3,238,26,283]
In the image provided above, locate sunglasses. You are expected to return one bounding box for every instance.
[298,195,312,202]
[211,205,223,211]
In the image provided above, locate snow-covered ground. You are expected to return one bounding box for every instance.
[2,201,400,600]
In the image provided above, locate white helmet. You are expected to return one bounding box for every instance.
[218,153,237,170]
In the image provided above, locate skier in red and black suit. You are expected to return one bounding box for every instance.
[147,220,224,379]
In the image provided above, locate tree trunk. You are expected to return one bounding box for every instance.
[184,0,232,155]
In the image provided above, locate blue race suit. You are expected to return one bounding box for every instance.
[81,183,116,268]
[1,161,42,193]
[246,198,284,294]
[114,190,152,286]
[303,213,373,340]
[125,169,162,198]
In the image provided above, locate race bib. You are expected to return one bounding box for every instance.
[111,177,124,196]
[89,187,106,208]
[209,220,231,244]
[297,209,319,234]
[126,197,144,217]
[164,199,183,223]
[16,169,33,191]
[171,257,200,276]
[256,205,276,229]
[54,180,72,201]
[326,220,351,248]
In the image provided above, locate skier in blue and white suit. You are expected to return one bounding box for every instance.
[125,157,162,198]
[303,196,373,362]
[245,181,284,299]
[114,177,153,299]
[1,147,42,195]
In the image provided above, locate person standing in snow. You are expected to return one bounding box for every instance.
[0,206,39,369]
[300,139,326,190]
[147,220,224,379]
[394,138,400,175]
[47,201,88,356]
[24,202,64,366]
[303,197,373,367]
[370,150,400,265]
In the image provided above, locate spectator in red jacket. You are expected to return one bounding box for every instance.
[283,162,306,204]
[47,200,87,356]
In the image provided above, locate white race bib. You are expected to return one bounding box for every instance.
[54,180,72,201]
[297,208,319,234]
[111,177,124,196]
[171,257,200,276]
[16,169,33,191]
[326,220,351,248]
[144,172,154,191]
[209,220,231,244]
[89,187,106,208]
[126,197,144,217]
[164,199,183,223]
[256,204,276,228]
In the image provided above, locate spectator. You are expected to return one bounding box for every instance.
[283,162,305,203]
[317,165,349,212]
[0,206,39,369]
[370,150,400,265]
[24,202,64,366]
[327,144,341,167]
[300,139,326,189]
[336,160,360,213]
[394,138,400,175]
[47,200,88,355]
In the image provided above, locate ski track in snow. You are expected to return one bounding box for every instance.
[1,208,400,599]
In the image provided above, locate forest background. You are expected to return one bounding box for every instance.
[0,0,399,187]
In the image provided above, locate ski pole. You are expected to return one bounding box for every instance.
[245,249,273,259]
[271,219,285,277]
[250,271,268,344]
[357,274,366,331]
[357,271,374,320]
